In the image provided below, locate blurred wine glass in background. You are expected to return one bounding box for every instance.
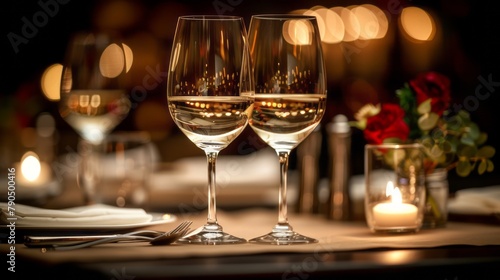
[58,32,132,204]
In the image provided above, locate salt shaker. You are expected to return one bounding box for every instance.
[326,114,351,220]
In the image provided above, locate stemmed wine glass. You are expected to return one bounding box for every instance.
[247,14,327,244]
[59,32,132,204]
[166,15,254,244]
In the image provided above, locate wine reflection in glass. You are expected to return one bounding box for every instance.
[247,14,327,244]
[166,16,254,244]
[59,32,132,204]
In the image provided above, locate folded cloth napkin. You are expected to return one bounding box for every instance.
[149,147,279,191]
[448,186,500,215]
[0,203,153,227]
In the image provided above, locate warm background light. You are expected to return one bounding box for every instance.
[21,153,41,182]
[298,5,389,44]
[399,6,441,74]
[362,4,388,39]
[303,7,325,41]
[283,19,313,45]
[400,7,435,41]
[41,63,63,101]
[324,8,345,43]
[122,43,134,73]
[306,6,344,44]
[351,5,379,40]
[99,43,126,78]
[338,7,360,42]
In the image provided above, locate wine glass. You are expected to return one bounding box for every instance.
[247,14,327,244]
[59,32,132,204]
[166,15,254,244]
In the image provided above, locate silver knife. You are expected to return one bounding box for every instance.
[24,234,124,247]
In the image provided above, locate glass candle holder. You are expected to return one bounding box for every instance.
[365,143,426,233]
[95,131,155,209]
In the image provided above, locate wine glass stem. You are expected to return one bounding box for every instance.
[78,139,100,205]
[206,151,219,225]
[277,151,290,225]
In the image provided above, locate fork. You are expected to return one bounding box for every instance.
[30,221,193,251]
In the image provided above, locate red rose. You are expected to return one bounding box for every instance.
[409,72,451,116]
[364,103,410,144]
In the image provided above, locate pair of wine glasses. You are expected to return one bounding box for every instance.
[59,14,326,245]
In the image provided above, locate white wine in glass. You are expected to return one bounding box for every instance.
[167,15,254,244]
[59,32,131,203]
[248,14,327,244]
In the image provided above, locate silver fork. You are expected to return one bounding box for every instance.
[31,221,193,250]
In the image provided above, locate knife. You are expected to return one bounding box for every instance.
[24,234,125,247]
[24,229,163,248]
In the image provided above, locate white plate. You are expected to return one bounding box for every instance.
[3,212,177,232]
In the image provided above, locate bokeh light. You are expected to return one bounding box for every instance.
[20,152,41,182]
[41,63,63,101]
[99,43,126,78]
[361,4,388,39]
[303,6,324,40]
[36,113,56,138]
[283,19,313,45]
[298,4,389,44]
[334,7,360,42]
[351,5,379,40]
[400,7,435,41]
[122,43,133,73]
[306,6,344,44]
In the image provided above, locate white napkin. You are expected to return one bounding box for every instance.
[147,148,279,207]
[0,203,153,227]
[149,148,279,191]
[448,186,500,215]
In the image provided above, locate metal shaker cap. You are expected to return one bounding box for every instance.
[327,114,350,133]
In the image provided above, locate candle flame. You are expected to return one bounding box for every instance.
[385,181,394,196]
[21,153,41,182]
[392,187,402,204]
[385,181,402,204]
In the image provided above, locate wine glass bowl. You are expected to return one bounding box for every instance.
[59,32,131,145]
[250,94,326,151]
[248,14,327,244]
[168,96,253,152]
[167,15,254,244]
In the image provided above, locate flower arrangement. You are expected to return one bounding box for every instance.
[352,71,495,177]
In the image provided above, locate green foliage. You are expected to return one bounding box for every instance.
[418,112,439,131]
[456,159,472,177]
[418,109,495,176]
[396,84,422,139]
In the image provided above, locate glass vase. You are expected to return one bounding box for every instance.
[423,168,448,228]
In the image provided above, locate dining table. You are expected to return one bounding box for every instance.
[2,153,500,280]
[3,202,500,280]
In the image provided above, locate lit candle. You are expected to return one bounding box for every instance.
[15,152,52,187]
[373,181,418,227]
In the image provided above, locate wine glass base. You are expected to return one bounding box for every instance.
[176,223,246,245]
[249,231,318,245]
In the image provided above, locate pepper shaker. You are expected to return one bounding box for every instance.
[295,124,322,214]
[326,114,351,220]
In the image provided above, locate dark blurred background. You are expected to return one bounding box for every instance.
[2,0,499,191]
